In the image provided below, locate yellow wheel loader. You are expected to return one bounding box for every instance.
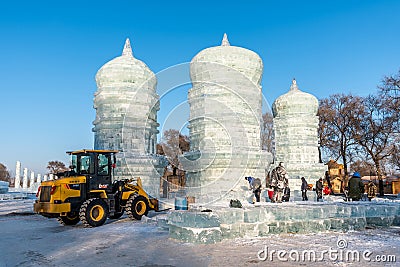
[34,150,159,227]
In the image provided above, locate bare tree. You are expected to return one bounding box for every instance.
[379,70,400,171]
[318,94,363,177]
[261,111,274,153]
[156,143,164,155]
[159,129,190,173]
[352,95,397,195]
[47,161,68,175]
[379,69,400,100]
[389,134,400,172]
[0,163,11,182]
[178,134,190,152]
[350,160,375,177]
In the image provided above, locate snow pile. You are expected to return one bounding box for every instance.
[0,199,34,216]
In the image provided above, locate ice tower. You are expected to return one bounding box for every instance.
[272,79,326,190]
[93,38,167,197]
[181,34,272,205]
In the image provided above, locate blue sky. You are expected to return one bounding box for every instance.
[0,0,399,175]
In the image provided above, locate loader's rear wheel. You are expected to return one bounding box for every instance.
[79,198,108,227]
[57,212,80,225]
[126,195,148,220]
[108,210,124,219]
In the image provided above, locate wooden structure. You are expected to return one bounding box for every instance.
[326,160,345,193]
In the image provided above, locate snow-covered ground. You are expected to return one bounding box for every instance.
[0,199,399,267]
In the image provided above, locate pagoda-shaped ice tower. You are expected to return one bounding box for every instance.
[181,34,272,205]
[272,79,326,190]
[93,38,167,197]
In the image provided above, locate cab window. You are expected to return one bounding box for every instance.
[79,154,95,174]
[71,155,78,173]
[97,154,109,176]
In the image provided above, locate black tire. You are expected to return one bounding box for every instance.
[108,211,124,219]
[79,198,108,227]
[126,195,148,220]
[57,212,80,225]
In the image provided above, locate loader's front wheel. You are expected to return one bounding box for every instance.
[126,195,148,220]
[57,212,80,225]
[79,198,108,227]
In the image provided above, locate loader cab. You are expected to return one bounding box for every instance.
[68,150,118,193]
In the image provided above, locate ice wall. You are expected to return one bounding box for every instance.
[0,181,9,194]
[167,201,400,243]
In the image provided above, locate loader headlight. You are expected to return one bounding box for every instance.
[50,185,57,195]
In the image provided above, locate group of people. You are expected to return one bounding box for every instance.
[245,163,378,204]
[301,172,378,202]
[300,177,325,202]
[246,162,290,203]
[346,172,377,201]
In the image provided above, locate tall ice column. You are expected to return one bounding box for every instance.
[92,38,167,197]
[272,79,327,192]
[15,161,21,189]
[182,34,272,204]
[22,168,28,189]
[30,171,35,188]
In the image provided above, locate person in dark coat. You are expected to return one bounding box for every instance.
[282,186,290,202]
[245,176,262,203]
[253,178,262,202]
[315,178,323,201]
[301,177,308,201]
[348,172,365,201]
[325,171,332,194]
[367,180,377,201]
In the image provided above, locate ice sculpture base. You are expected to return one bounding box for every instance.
[165,201,400,243]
